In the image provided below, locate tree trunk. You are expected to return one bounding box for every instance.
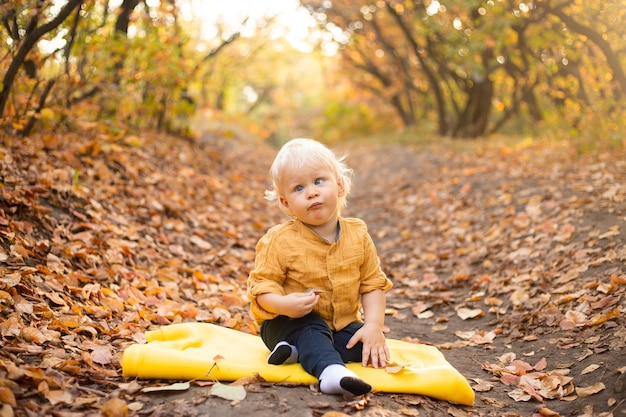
[386,3,448,135]
[21,79,56,136]
[453,75,493,138]
[0,0,83,118]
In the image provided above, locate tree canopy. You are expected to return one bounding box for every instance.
[0,0,624,141]
[302,0,626,138]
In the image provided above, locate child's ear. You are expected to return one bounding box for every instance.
[337,178,346,196]
[279,196,290,209]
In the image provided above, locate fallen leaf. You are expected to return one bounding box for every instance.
[471,378,494,392]
[190,235,213,249]
[45,389,73,405]
[456,307,484,320]
[210,381,246,401]
[508,387,531,402]
[534,357,547,371]
[385,363,405,374]
[20,327,47,344]
[142,381,191,393]
[581,364,601,375]
[417,310,434,319]
[101,397,128,417]
[447,405,468,417]
[230,374,265,386]
[91,346,113,365]
[537,407,560,416]
[0,386,16,406]
[575,382,605,397]
[0,273,20,287]
[127,402,144,412]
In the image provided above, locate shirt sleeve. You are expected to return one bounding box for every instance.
[246,229,286,323]
[359,228,393,294]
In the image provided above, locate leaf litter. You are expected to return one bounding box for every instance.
[0,132,624,416]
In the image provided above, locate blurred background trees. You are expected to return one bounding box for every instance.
[0,0,624,143]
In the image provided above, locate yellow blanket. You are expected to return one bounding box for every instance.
[122,323,474,405]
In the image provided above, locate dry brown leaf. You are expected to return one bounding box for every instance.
[0,386,16,407]
[0,273,20,287]
[190,235,213,249]
[91,347,113,365]
[575,382,605,397]
[45,389,73,405]
[610,275,626,286]
[456,307,484,320]
[230,374,265,386]
[508,387,531,402]
[471,378,494,392]
[537,407,560,416]
[581,364,601,375]
[142,382,190,393]
[506,359,533,375]
[447,405,468,417]
[385,362,406,374]
[534,357,547,371]
[20,327,47,344]
[484,296,503,306]
[321,412,351,417]
[101,397,129,417]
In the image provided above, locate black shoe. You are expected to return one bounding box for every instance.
[268,344,293,365]
[340,377,372,396]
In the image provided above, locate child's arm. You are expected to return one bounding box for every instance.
[346,289,389,368]
[257,291,320,319]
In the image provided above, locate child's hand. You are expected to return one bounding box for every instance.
[281,291,319,318]
[346,323,389,369]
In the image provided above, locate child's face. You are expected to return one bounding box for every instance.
[278,163,344,227]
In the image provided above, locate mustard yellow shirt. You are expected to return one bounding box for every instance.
[247,216,393,331]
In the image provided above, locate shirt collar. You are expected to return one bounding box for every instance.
[296,217,342,243]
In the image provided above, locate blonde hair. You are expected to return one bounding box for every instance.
[265,138,353,216]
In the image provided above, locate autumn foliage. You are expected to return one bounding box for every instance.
[1,127,625,416]
[1,1,624,142]
[0,129,278,412]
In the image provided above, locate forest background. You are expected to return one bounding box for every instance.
[1,0,624,144]
[0,1,625,417]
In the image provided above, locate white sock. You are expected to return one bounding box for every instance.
[318,364,371,396]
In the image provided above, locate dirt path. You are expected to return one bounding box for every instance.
[1,133,624,417]
[131,139,625,417]
[343,141,626,417]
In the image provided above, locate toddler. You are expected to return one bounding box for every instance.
[247,138,393,396]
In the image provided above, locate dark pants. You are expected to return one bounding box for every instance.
[260,313,364,378]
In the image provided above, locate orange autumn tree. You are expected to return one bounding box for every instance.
[301,0,626,139]
[0,0,244,136]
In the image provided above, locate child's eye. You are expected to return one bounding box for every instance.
[314,178,324,185]
[295,185,304,192]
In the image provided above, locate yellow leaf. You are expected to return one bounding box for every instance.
[210,382,246,401]
[40,108,55,120]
